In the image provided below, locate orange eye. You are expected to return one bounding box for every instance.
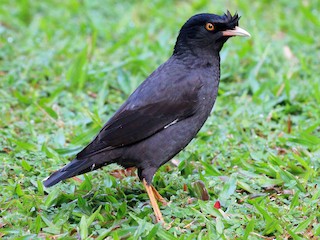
[205,22,215,31]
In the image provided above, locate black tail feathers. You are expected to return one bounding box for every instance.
[43,158,98,187]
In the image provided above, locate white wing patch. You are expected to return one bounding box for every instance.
[164,119,179,129]
[91,164,96,171]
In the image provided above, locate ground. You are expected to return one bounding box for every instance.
[0,0,319,239]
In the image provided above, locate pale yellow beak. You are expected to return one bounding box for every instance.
[222,26,251,37]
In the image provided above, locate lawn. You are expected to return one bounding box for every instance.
[0,0,319,239]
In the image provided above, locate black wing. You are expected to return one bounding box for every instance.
[77,66,202,159]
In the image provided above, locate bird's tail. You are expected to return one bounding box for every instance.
[43,157,104,187]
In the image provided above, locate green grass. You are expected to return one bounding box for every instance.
[1,0,320,239]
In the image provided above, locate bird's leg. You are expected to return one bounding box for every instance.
[151,185,168,206]
[143,179,164,223]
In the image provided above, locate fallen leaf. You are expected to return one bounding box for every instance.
[276,147,287,155]
[191,180,210,201]
[287,115,292,134]
[283,45,297,61]
[170,158,180,167]
[181,184,187,192]
[72,176,83,183]
[214,200,221,209]
[110,167,137,179]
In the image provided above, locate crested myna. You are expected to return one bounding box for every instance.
[44,11,250,223]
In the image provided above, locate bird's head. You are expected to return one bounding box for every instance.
[174,11,250,56]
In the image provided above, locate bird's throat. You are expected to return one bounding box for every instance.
[174,48,220,70]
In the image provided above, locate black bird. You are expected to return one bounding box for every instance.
[44,11,250,223]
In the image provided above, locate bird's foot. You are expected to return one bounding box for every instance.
[143,179,165,224]
[151,185,168,206]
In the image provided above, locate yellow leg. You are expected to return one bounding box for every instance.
[151,185,168,206]
[143,179,164,223]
